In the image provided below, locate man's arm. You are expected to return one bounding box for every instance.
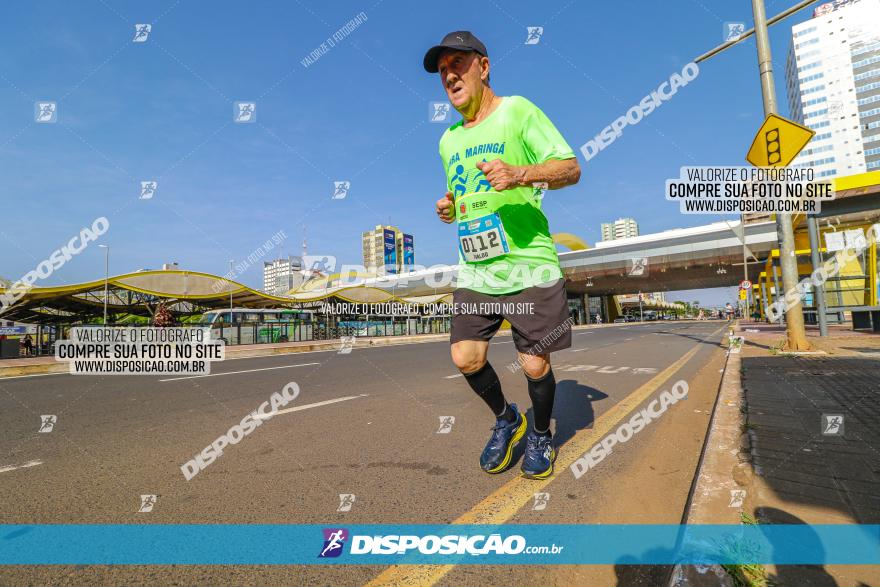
[476,157,580,192]
[517,158,580,189]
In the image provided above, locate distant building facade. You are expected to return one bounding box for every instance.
[785,0,880,177]
[600,218,639,242]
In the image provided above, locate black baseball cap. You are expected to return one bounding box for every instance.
[423,31,488,73]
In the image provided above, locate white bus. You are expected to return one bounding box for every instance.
[199,308,314,344]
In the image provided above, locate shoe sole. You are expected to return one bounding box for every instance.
[521,447,557,480]
[484,414,528,474]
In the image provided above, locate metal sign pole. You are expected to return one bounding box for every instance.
[751,0,810,350]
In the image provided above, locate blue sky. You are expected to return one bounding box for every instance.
[0,0,809,306]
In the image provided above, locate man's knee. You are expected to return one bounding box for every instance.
[451,343,487,374]
[521,354,550,379]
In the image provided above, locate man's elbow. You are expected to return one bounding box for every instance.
[567,159,581,186]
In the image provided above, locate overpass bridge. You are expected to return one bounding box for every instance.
[354,219,778,298]
[558,220,776,295]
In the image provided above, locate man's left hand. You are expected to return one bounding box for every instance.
[476,159,525,191]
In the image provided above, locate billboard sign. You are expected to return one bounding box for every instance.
[403,234,414,270]
[813,0,860,17]
[383,228,397,274]
[0,326,26,335]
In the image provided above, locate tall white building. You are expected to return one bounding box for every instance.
[263,257,302,295]
[785,0,880,177]
[600,218,639,242]
[362,225,399,275]
[361,225,415,275]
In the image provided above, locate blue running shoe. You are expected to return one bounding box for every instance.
[521,431,556,479]
[480,404,527,474]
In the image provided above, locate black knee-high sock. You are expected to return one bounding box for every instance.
[526,368,556,434]
[463,362,511,421]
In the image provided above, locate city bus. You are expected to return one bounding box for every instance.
[199,308,314,344]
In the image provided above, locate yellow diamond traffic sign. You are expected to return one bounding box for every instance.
[746,113,815,167]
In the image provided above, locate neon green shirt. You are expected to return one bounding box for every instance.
[438,95,575,294]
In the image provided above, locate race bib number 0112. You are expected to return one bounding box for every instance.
[458,213,510,263]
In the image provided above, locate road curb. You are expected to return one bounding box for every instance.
[0,361,69,378]
[668,330,743,587]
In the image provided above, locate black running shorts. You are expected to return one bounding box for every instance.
[450,278,573,354]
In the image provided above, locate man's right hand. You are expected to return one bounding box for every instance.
[435,192,455,224]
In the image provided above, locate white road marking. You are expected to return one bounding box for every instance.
[253,394,368,419]
[159,362,320,382]
[568,348,591,352]
[0,460,42,474]
[559,364,658,375]
[444,373,463,379]
[490,341,515,345]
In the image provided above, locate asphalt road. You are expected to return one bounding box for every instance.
[0,320,729,586]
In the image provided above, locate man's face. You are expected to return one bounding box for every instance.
[437,50,486,110]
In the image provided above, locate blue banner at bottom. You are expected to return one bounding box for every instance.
[1,524,877,565]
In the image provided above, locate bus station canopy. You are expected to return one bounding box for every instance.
[0,270,453,324]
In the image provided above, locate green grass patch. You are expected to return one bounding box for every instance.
[720,513,774,587]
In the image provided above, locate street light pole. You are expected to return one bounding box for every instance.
[228,259,234,314]
[751,0,810,351]
[807,216,829,336]
[99,244,109,325]
[741,214,751,320]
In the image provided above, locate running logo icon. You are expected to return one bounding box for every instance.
[319,528,349,558]
[133,24,151,43]
[338,336,355,354]
[332,181,350,200]
[825,100,844,121]
[303,255,336,273]
[532,492,550,511]
[436,416,455,434]
[138,494,157,512]
[822,414,844,436]
[140,181,157,200]
[430,102,451,123]
[337,493,356,512]
[38,415,57,433]
[628,257,649,277]
[532,181,549,200]
[525,27,544,45]
[35,102,57,123]
[234,102,256,123]
[728,489,746,508]
[727,336,745,355]
[724,22,745,42]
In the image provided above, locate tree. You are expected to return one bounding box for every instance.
[151,301,175,327]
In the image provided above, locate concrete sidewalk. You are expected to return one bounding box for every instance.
[740,324,880,525]
[678,321,880,586]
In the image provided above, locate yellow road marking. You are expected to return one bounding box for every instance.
[366,324,724,586]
